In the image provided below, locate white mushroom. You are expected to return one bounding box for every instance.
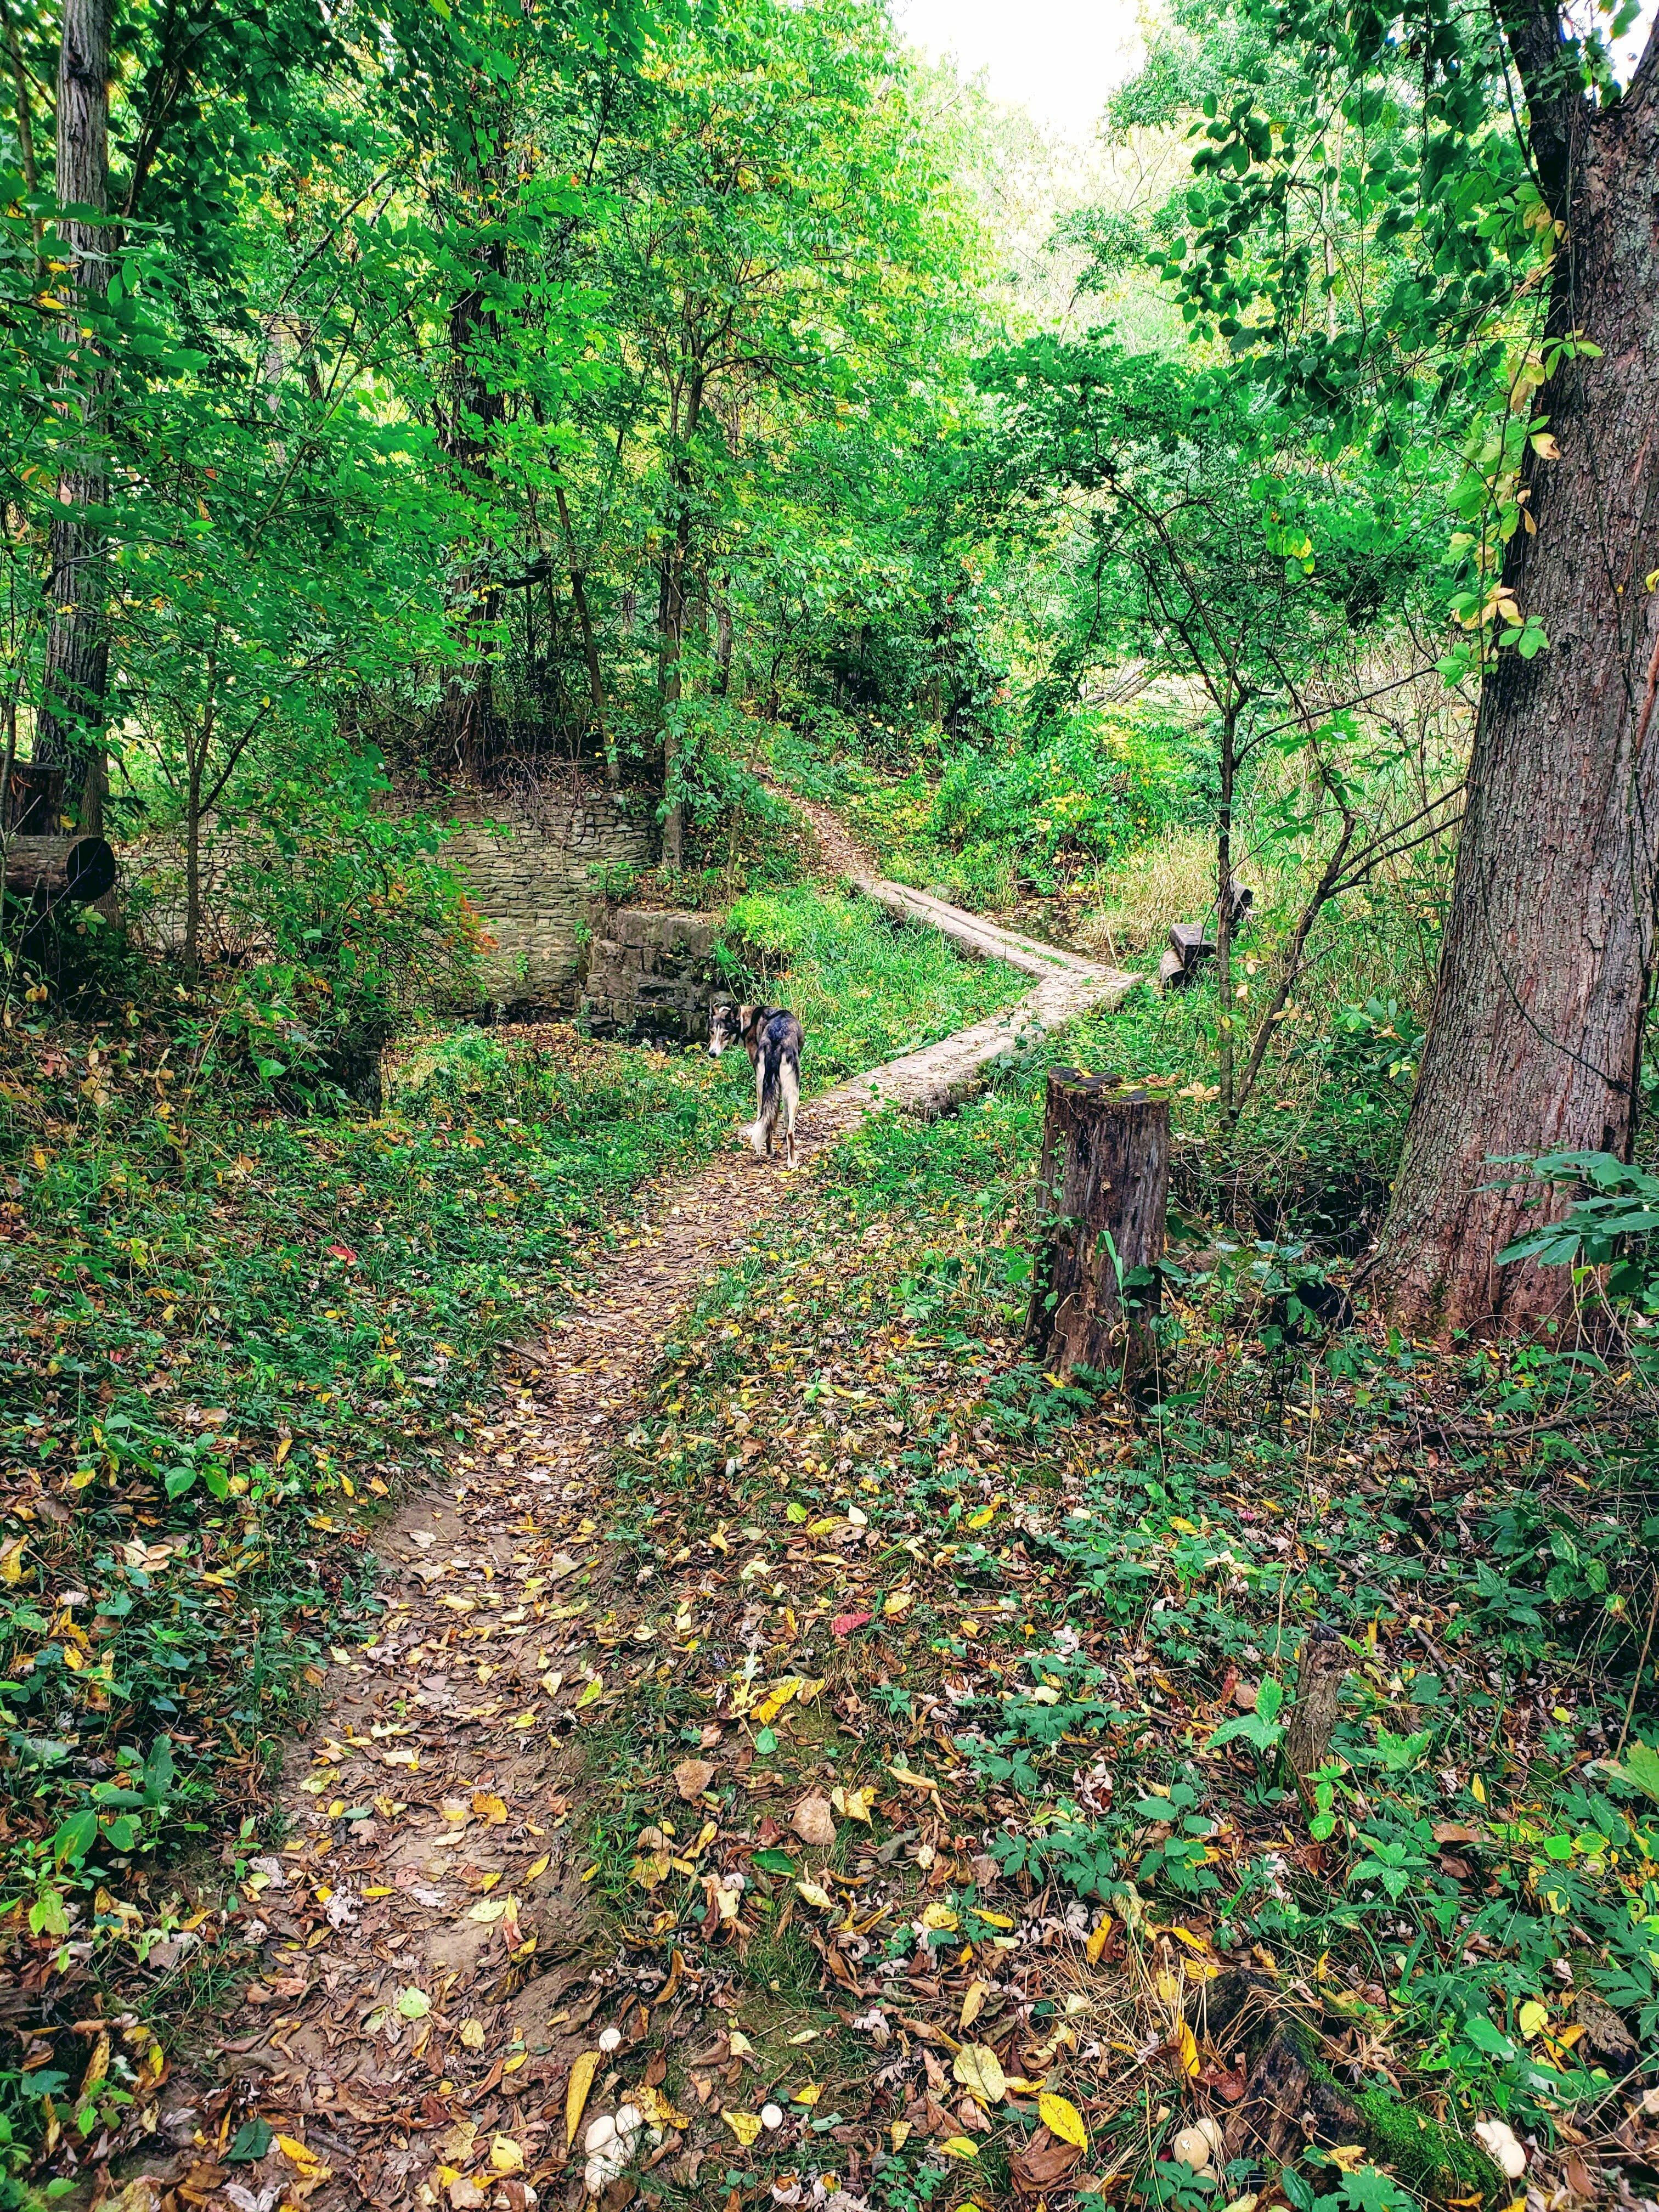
[583,2114,616,2153]
[1474,2118,1527,2181]
[760,2102,785,2130]
[615,2103,643,2140]
[1171,2117,1224,2173]
[597,2025,623,2054]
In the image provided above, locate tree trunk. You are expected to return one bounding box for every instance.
[659,371,703,870]
[1215,705,1237,1118]
[1367,27,1659,1331]
[553,479,612,786]
[34,0,111,826]
[1028,1069,1170,1385]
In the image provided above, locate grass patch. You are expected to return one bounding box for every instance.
[718,884,1026,1085]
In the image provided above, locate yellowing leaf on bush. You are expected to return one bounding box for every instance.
[565,2050,600,2146]
[952,2045,1007,2104]
[1039,2093,1088,2150]
[722,2109,763,2147]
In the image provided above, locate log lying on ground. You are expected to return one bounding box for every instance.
[1028,1066,1170,1384]
[2,834,117,906]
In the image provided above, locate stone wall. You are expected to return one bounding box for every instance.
[437,791,656,1012]
[579,909,720,1043]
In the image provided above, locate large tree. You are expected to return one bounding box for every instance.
[1139,0,1659,1330]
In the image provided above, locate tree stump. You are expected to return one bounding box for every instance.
[1280,1629,1348,1793]
[1028,1068,1170,1384]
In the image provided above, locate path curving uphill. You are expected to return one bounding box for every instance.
[173,800,1140,2211]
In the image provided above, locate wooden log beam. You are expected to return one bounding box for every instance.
[2,834,117,905]
[1028,1066,1170,1384]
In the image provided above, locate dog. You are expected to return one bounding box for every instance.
[708,1000,803,1166]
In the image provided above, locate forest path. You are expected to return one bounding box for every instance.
[185,808,1139,2211]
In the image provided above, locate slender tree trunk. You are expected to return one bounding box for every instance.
[553,479,612,786]
[660,370,703,870]
[1367,27,1659,1331]
[35,0,111,830]
[1215,704,1237,1119]
[439,153,506,782]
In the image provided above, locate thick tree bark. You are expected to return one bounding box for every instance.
[34,0,111,827]
[1368,28,1659,1330]
[1028,1069,1170,1385]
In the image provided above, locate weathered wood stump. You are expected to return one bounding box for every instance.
[1280,1628,1348,1796]
[1028,1067,1170,1383]
[1,834,117,906]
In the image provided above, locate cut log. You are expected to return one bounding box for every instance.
[1028,1067,1170,1384]
[2,834,117,905]
[3,762,66,835]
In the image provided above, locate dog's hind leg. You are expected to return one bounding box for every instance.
[780,1049,800,1167]
[748,1049,774,1159]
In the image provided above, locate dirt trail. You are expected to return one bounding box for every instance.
[167,807,1140,2211]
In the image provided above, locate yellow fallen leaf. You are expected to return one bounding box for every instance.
[884,1587,914,1618]
[469,1899,507,1923]
[565,2050,600,2146]
[525,1854,550,1882]
[1085,1917,1112,1965]
[1325,2147,1369,2174]
[890,2120,912,2151]
[831,1784,876,1825]
[966,1503,996,1528]
[1172,2022,1201,2079]
[275,2134,323,2174]
[460,2019,485,2050]
[575,1675,605,1709]
[792,2083,822,2105]
[489,2135,523,2174]
[727,2030,754,2056]
[1039,2092,1088,2150]
[0,1537,26,1585]
[472,1792,508,1824]
[952,2044,1007,2104]
[723,2109,763,2147]
[754,1675,804,1724]
[938,2137,980,2159]
[1169,1925,1210,1953]
[639,2085,691,2128]
[960,1979,991,2030]
[795,1881,834,1909]
[888,1764,939,1797]
[503,2050,528,2074]
[921,1902,960,1932]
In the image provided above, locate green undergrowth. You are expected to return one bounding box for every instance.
[717,883,1026,1084]
[0,1023,727,2074]
[604,1026,1659,2209]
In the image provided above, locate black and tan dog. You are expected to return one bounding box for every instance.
[708,1001,803,1167]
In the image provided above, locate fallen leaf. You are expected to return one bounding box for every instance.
[832,1610,872,1638]
[722,2110,763,2147]
[794,1880,833,1909]
[395,1987,431,2021]
[489,2136,523,2174]
[791,1792,836,1848]
[565,2050,601,2146]
[960,1979,991,2030]
[952,2045,1007,2104]
[938,2136,979,2159]
[674,1758,715,1801]
[754,1675,805,1724]
[1039,2092,1088,2151]
[460,2018,486,2050]
[472,1792,507,1824]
